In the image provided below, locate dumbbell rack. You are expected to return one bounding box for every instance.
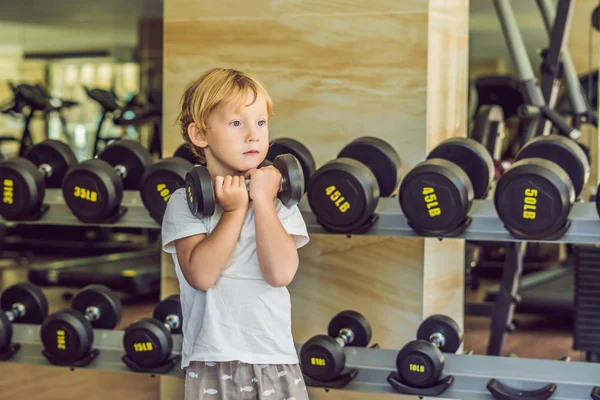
[7,323,600,399]
[4,191,600,245]
[0,189,159,229]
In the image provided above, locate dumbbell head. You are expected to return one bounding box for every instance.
[0,140,77,220]
[62,139,152,222]
[307,137,401,232]
[494,135,586,239]
[396,315,462,388]
[173,144,200,165]
[0,283,48,352]
[266,137,316,191]
[123,295,182,369]
[273,153,304,207]
[140,158,192,223]
[300,310,371,382]
[399,138,493,235]
[40,285,121,364]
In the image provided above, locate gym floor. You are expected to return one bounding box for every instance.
[0,263,577,399]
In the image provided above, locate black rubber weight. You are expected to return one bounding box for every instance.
[397,339,444,388]
[417,315,463,353]
[98,139,153,190]
[515,135,589,198]
[0,282,48,324]
[327,310,371,347]
[24,139,78,188]
[427,138,494,199]
[0,158,45,220]
[71,285,122,329]
[267,137,316,191]
[337,137,402,197]
[300,334,345,381]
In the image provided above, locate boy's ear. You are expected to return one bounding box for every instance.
[188,123,208,149]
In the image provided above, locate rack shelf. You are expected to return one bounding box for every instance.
[7,324,600,398]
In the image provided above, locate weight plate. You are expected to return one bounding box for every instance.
[427,138,494,199]
[72,285,122,330]
[61,159,123,222]
[24,140,77,188]
[494,158,574,239]
[515,135,589,198]
[0,282,48,324]
[327,310,371,347]
[470,105,504,158]
[0,158,44,220]
[307,159,377,232]
[399,159,473,234]
[98,139,153,190]
[299,334,346,381]
[337,137,402,197]
[153,294,182,334]
[396,339,444,388]
[40,309,92,363]
[0,312,12,351]
[273,154,304,206]
[185,165,215,217]
[140,158,192,223]
[173,144,200,165]
[417,315,463,353]
[267,138,316,191]
[123,318,172,368]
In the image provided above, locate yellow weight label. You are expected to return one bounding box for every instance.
[133,342,154,352]
[422,187,441,217]
[187,185,193,203]
[409,364,425,373]
[3,179,13,205]
[325,185,351,213]
[121,269,137,277]
[73,186,98,202]
[57,330,66,350]
[522,188,538,220]
[310,357,326,366]
[157,183,172,203]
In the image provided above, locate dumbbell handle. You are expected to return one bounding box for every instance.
[5,303,25,322]
[114,165,127,180]
[164,314,181,332]
[430,332,446,349]
[243,177,286,193]
[38,163,53,178]
[335,328,355,347]
[85,306,100,322]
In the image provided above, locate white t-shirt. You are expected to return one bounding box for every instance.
[161,188,309,369]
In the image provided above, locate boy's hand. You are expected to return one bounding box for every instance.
[214,175,249,213]
[246,166,281,205]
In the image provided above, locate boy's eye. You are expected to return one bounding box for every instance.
[258,120,266,127]
[231,121,241,127]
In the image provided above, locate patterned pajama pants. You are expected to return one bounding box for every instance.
[184,361,310,400]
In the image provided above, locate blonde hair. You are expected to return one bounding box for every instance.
[177,68,273,163]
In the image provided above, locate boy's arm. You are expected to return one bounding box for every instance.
[173,175,249,291]
[253,199,300,287]
[175,208,246,291]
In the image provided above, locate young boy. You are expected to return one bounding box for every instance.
[161,68,310,399]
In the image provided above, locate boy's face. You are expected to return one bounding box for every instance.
[193,90,269,177]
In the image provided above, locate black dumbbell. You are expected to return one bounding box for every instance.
[185,154,304,217]
[40,284,122,364]
[266,137,316,192]
[495,134,589,240]
[395,315,462,388]
[307,137,401,233]
[140,144,197,223]
[0,140,77,221]
[123,294,182,369]
[300,310,372,382]
[61,139,153,223]
[399,137,494,236]
[0,283,48,355]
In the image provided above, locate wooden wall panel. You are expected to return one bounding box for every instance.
[162,0,469,398]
